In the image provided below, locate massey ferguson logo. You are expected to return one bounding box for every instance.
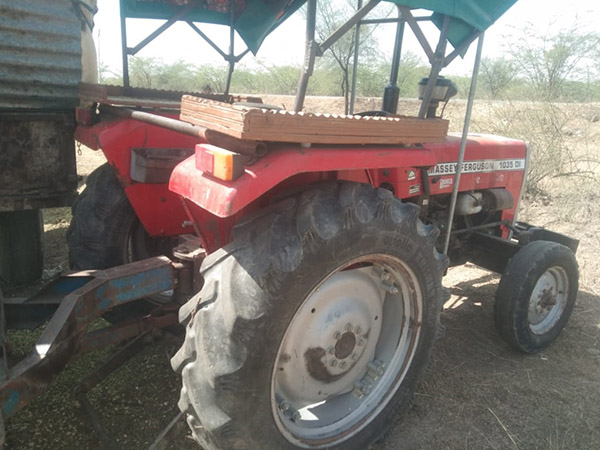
[428,159,526,176]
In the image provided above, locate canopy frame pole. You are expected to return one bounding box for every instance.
[397,5,434,62]
[187,22,251,64]
[442,32,485,255]
[187,22,229,59]
[120,4,194,88]
[224,0,236,96]
[294,0,317,112]
[416,14,450,119]
[444,29,481,66]
[120,1,130,87]
[381,6,405,114]
[348,0,363,115]
[360,15,430,25]
[317,0,381,56]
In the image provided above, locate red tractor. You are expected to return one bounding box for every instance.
[0,0,579,449]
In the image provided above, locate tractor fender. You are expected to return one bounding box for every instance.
[169,143,437,218]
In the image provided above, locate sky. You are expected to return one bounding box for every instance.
[94,0,599,77]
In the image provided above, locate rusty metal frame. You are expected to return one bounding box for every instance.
[0,256,176,421]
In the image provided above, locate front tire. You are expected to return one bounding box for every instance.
[494,240,579,353]
[172,183,447,449]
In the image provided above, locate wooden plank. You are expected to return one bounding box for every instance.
[180,95,449,145]
[180,114,244,139]
[232,133,445,145]
[244,117,447,136]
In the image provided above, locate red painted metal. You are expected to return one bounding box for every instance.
[170,134,526,220]
[76,116,201,237]
[77,115,526,249]
[170,143,438,218]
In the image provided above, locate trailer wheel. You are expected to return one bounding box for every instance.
[172,183,448,450]
[67,164,175,309]
[494,240,578,353]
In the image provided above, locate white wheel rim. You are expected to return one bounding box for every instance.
[271,254,423,448]
[527,266,569,335]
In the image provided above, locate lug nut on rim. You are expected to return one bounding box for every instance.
[279,401,290,412]
[382,281,399,294]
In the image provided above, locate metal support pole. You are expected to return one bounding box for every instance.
[381,6,404,114]
[120,4,129,87]
[397,6,433,62]
[318,0,380,56]
[444,29,481,67]
[349,0,363,115]
[417,15,450,119]
[99,104,268,156]
[187,21,228,59]
[224,0,236,96]
[442,33,485,255]
[294,0,317,112]
[388,9,404,86]
[130,9,191,55]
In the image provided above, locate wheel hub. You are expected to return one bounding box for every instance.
[334,331,356,360]
[276,268,383,402]
[528,266,569,334]
[271,256,424,448]
[536,288,557,312]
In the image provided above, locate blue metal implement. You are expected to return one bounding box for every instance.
[0,256,175,420]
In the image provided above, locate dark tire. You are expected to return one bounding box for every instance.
[172,182,448,450]
[67,164,175,315]
[494,240,579,353]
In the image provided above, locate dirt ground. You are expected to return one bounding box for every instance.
[3,97,600,449]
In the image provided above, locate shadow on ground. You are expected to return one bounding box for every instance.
[5,265,599,449]
[378,265,600,450]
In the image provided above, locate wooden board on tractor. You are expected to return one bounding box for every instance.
[180,95,449,145]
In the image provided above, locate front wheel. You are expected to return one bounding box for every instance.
[172,183,447,449]
[494,240,579,353]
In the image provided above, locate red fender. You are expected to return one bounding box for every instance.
[169,143,438,218]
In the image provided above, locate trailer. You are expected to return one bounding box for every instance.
[0,0,579,448]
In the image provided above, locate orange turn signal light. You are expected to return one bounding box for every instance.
[196,144,246,181]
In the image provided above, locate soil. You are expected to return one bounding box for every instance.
[3,97,599,450]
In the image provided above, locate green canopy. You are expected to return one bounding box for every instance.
[120,0,518,55]
[388,0,518,49]
[120,0,306,54]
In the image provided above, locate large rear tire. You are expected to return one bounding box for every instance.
[68,163,174,271]
[172,182,448,449]
[67,164,175,316]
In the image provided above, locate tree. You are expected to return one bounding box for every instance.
[311,0,392,113]
[508,23,600,100]
[479,57,516,99]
